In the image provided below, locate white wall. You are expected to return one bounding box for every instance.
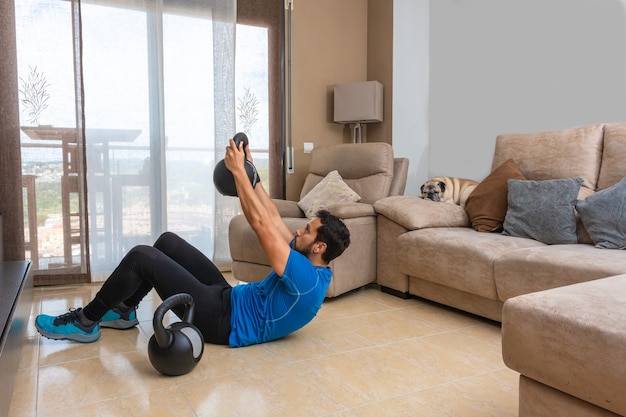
[394,0,626,193]
[393,0,429,196]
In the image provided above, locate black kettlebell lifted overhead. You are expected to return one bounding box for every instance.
[148,293,204,376]
[213,132,260,196]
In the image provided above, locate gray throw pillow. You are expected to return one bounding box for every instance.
[575,176,626,249]
[503,177,583,244]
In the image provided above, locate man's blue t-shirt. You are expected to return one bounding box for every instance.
[228,249,331,347]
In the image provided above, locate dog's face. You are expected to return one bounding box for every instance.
[420,180,446,202]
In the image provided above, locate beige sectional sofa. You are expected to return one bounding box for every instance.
[374,123,626,322]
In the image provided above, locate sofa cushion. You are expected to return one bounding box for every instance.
[576,176,626,249]
[503,177,582,245]
[598,123,626,190]
[297,170,361,218]
[502,275,626,416]
[325,202,376,219]
[491,123,604,191]
[494,244,626,301]
[374,196,470,230]
[465,158,526,232]
[397,227,544,300]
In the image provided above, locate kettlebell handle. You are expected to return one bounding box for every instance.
[153,293,195,349]
[232,133,259,187]
[233,132,249,159]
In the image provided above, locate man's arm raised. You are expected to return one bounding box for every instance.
[223,139,290,276]
[253,180,293,243]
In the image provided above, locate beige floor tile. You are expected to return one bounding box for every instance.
[7,365,38,417]
[38,336,104,366]
[316,291,397,321]
[29,289,42,316]
[324,412,358,417]
[458,320,503,352]
[331,309,445,345]
[174,342,287,384]
[383,331,505,381]
[306,346,447,409]
[451,368,519,415]
[265,318,376,361]
[25,313,40,339]
[181,361,345,417]
[350,393,435,417]
[36,386,195,417]
[38,326,148,366]
[352,369,518,417]
[357,286,416,308]
[36,351,177,411]
[16,336,39,370]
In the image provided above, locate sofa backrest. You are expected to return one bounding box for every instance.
[491,124,604,191]
[300,142,394,204]
[598,123,626,190]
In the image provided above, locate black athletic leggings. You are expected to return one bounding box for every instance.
[82,232,232,344]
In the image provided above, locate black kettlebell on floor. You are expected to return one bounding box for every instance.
[148,293,204,376]
[213,132,259,196]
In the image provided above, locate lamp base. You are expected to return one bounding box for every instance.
[352,122,364,144]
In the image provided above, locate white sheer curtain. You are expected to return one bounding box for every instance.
[81,0,237,279]
[15,0,237,283]
[15,0,90,284]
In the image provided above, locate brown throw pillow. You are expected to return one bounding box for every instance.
[465,159,526,232]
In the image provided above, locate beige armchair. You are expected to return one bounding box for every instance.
[228,142,409,297]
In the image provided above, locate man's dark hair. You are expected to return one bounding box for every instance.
[314,210,350,264]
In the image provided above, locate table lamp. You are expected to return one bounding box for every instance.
[333,80,383,143]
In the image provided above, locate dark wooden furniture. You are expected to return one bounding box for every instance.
[0,261,34,416]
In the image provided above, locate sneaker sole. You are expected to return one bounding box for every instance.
[35,322,101,343]
[100,318,139,330]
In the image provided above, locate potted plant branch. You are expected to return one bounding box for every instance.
[19,65,50,127]
[237,86,259,138]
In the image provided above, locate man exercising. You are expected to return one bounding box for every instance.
[35,138,351,347]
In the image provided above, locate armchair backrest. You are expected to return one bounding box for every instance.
[389,157,409,197]
[300,142,395,204]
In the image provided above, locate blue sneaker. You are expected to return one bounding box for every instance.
[35,308,101,343]
[100,305,139,329]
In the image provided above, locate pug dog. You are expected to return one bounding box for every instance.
[420,176,479,208]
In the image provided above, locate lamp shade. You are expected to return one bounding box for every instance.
[333,81,383,124]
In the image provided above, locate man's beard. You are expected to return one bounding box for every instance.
[294,240,315,258]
